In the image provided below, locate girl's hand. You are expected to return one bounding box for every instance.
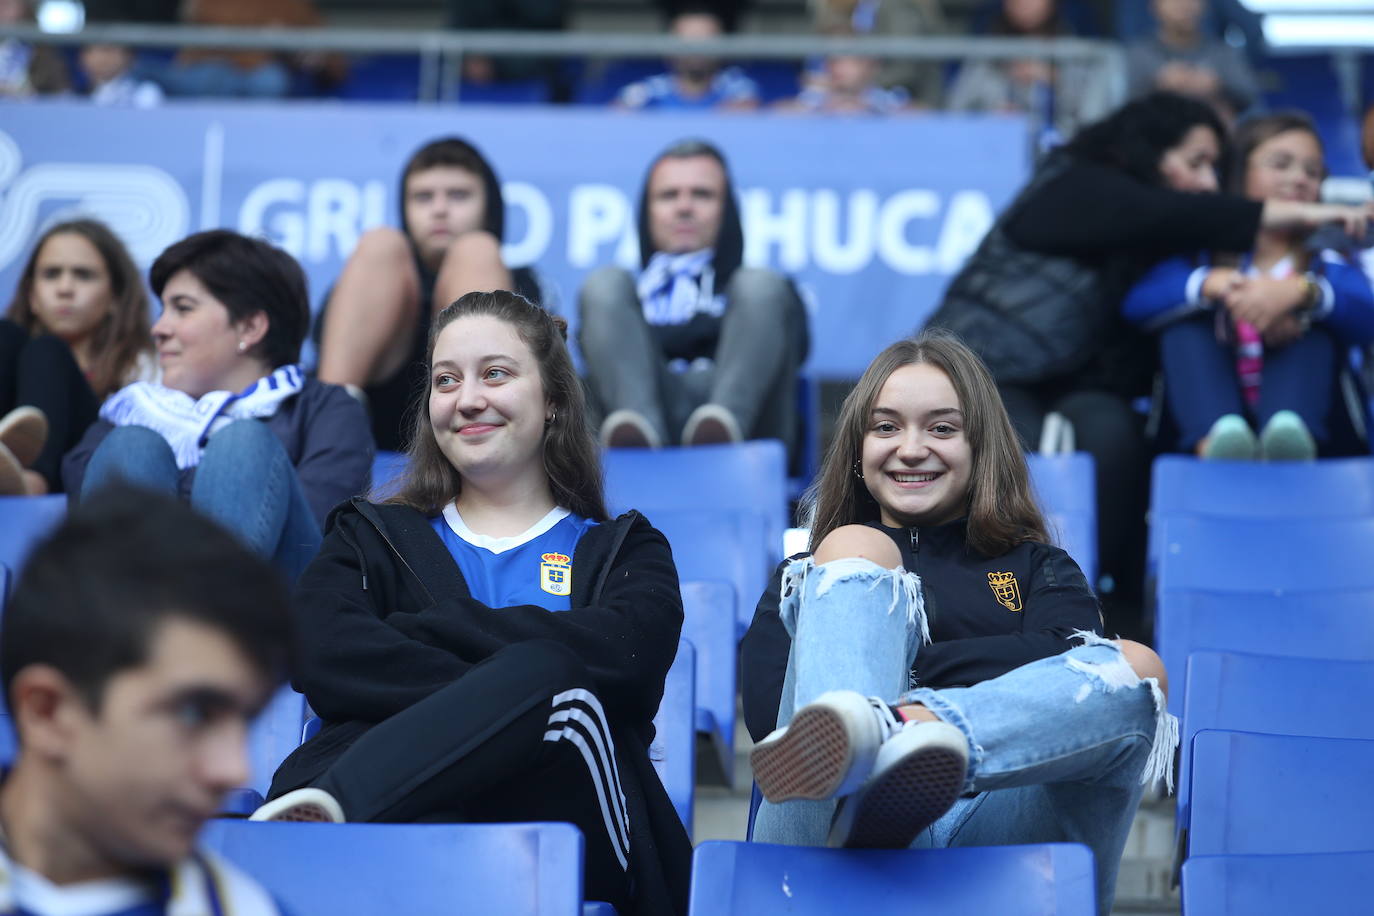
[1201,267,1244,301]
[1262,313,1307,348]
[1223,275,1307,332]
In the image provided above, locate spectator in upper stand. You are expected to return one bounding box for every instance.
[809,0,948,108]
[925,92,1374,639]
[615,7,759,111]
[0,486,292,916]
[0,0,69,97]
[163,0,345,98]
[79,42,164,107]
[778,48,911,115]
[64,230,373,581]
[578,139,809,451]
[1,219,156,496]
[1123,112,1374,460]
[443,0,568,99]
[315,137,543,453]
[1126,0,1258,122]
[946,0,1113,142]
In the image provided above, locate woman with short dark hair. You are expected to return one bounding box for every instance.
[63,229,373,578]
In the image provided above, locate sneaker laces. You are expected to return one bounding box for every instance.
[867,696,906,742]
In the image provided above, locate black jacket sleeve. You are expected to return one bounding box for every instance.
[1004,161,1264,258]
[290,383,374,527]
[290,515,475,724]
[913,545,1103,689]
[387,517,684,724]
[740,559,793,744]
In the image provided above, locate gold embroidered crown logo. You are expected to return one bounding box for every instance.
[987,571,1022,612]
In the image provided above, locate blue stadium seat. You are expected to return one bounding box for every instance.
[572,59,661,105]
[603,440,788,566]
[0,495,65,578]
[0,713,14,767]
[648,509,769,637]
[1182,851,1374,916]
[199,820,588,915]
[455,79,551,104]
[651,639,696,830]
[688,841,1097,915]
[1156,589,1374,720]
[1147,455,1374,571]
[1025,452,1097,585]
[1178,651,1374,842]
[222,687,311,814]
[1155,516,1374,712]
[681,579,738,781]
[371,449,407,499]
[0,561,9,605]
[1188,729,1374,858]
[335,54,422,101]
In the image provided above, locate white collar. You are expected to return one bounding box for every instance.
[441,504,570,555]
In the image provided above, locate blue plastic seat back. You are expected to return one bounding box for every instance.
[370,450,407,500]
[650,639,695,830]
[1182,851,1374,916]
[688,841,1097,915]
[1156,588,1374,716]
[0,495,66,578]
[1155,515,1374,594]
[199,820,586,915]
[0,561,9,606]
[245,686,310,797]
[1025,452,1097,585]
[1148,455,1374,570]
[647,509,769,637]
[680,579,737,781]
[1179,651,1374,829]
[603,441,789,570]
[1189,729,1374,857]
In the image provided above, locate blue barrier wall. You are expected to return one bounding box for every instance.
[0,102,1028,376]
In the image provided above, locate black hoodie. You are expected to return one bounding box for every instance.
[634,145,746,364]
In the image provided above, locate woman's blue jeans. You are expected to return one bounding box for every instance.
[752,557,1178,916]
[81,421,321,580]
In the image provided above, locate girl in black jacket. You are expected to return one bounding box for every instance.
[257,291,690,915]
[740,331,1173,915]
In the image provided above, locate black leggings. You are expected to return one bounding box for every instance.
[0,319,99,492]
[302,640,632,911]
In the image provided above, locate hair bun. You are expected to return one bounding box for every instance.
[550,314,569,341]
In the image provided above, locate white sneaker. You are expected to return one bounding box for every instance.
[0,406,47,469]
[1201,414,1258,461]
[599,409,662,449]
[1259,410,1317,462]
[829,720,969,849]
[248,787,345,823]
[682,403,742,446]
[751,691,903,803]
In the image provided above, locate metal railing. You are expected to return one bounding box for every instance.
[0,23,1127,107]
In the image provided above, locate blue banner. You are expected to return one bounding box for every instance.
[0,101,1027,376]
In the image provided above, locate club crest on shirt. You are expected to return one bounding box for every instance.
[540,552,572,596]
[987,571,1022,612]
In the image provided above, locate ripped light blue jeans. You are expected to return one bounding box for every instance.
[752,557,1178,916]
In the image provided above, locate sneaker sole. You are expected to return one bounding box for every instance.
[752,705,855,803]
[260,802,339,823]
[834,745,967,849]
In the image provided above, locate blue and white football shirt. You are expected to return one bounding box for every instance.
[430,505,599,611]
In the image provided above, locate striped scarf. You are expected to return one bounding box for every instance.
[636,248,725,326]
[99,365,304,470]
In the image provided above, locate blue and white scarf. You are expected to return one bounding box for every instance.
[637,248,726,326]
[99,365,304,470]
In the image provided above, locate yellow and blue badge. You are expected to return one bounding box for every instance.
[987,571,1022,612]
[540,552,572,596]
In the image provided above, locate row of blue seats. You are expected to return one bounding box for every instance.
[200,818,1099,915]
[1149,455,1374,912]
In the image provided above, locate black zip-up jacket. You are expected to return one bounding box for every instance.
[270,498,690,915]
[740,518,1103,743]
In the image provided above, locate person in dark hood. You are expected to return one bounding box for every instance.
[316,137,541,452]
[578,138,809,450]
